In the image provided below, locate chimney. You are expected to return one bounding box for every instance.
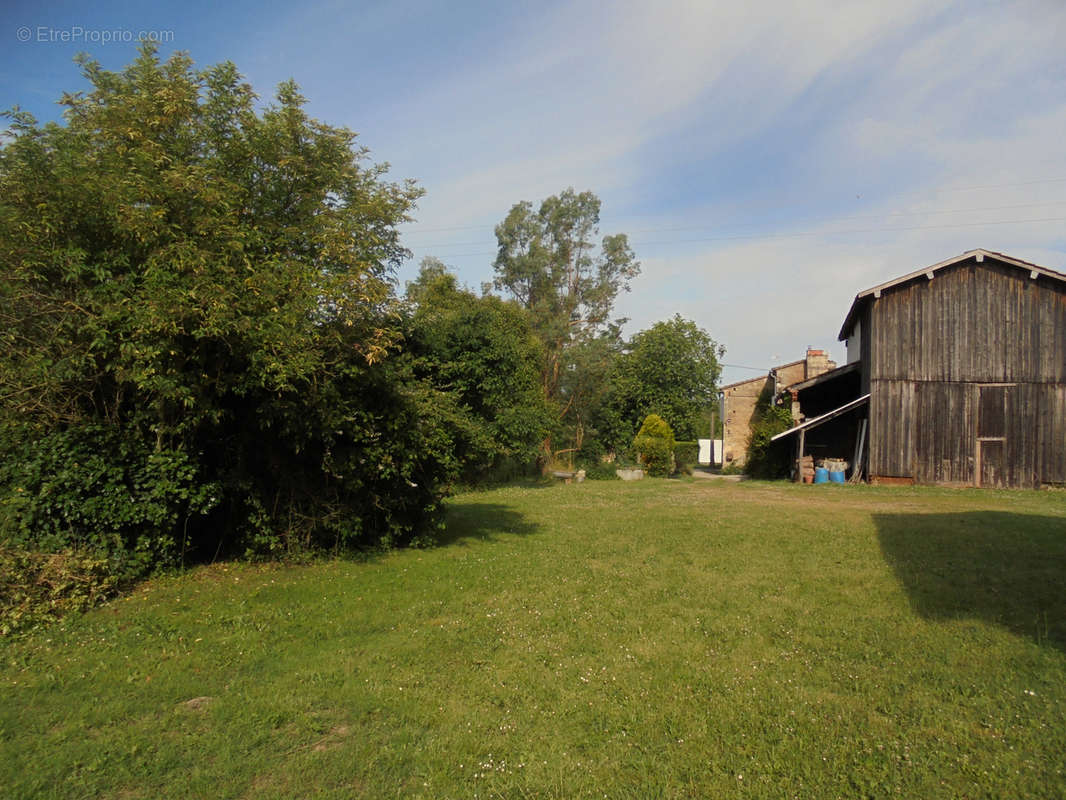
[805,347,835,379]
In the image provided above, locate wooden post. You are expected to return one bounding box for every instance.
[851,419,867,483]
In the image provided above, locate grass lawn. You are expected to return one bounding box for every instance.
[2,479,1065,798]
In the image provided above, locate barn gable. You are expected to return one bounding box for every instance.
[847,250,1066,488]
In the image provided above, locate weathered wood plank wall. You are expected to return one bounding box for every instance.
[865,256,1066,487]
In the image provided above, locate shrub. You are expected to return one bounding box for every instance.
[673,441,699,474]
[633,414,676,477]
[0,424,218,581]
[745,389,794,479]
[580,460,621,481]
[0,46,443,575]
[0,546,119,635]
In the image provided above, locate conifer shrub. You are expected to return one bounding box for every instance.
[633,414,676,477]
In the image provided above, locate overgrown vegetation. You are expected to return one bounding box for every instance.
[404,258,554,485]
[1,47,729,631]
[0,547,118,635]
[0,45,450,607]
[745,386,794,478]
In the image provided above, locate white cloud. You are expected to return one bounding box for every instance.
[380,0,1066,382]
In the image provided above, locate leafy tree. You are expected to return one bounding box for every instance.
[405,258,553,482]
[557,328,624,458]
[600,315,724,448]
[491,189,639,455]
[0,45,442,572]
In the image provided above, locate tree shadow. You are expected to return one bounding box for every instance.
[876,511,1066,652]
[434,502,540,547]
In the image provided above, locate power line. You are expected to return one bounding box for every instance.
[631,215,1066,247]
[720,363,770,372]
[404,201,1066,249]
[934,177,1066,192]
[407,214,1066,259]
[402,182,1066,237]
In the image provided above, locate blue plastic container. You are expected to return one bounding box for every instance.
[813,467,829,484]
[829,470,845,484]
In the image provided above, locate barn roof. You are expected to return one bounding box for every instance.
[837,249,1066,341]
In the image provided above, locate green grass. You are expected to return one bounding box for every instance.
[2,480,1065,798]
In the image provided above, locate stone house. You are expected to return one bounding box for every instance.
[719,348,836,468]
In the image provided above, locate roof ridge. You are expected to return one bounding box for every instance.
[838,249,1066,340]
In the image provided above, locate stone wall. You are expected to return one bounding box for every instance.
[720,349,836,468]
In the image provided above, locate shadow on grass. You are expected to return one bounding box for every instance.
[435,502,540,547]
[876,512,1066,651]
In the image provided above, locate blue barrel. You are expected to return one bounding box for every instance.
[829,470,845,483]
[814,467,829,484]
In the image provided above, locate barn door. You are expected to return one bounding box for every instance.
[978,440,1004,488]
[976,385,1010,488]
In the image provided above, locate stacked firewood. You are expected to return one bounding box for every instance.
[797,455,815,483]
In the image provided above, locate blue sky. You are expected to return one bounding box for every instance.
[4,0,1065,384]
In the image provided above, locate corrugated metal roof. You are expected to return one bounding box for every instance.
[837,249,1066,340]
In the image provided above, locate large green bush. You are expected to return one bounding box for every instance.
[0,424,217,579]
[0,45,449,596]
[633,414,676,477]
[405,259,554,484]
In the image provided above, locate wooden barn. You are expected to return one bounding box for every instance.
[775,249,1066,488]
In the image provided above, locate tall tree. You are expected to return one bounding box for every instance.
[492,189,639,455]
[601,315,724,446]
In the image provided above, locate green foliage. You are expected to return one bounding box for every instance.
[557,329,624,458]
[0,45,446,588]
[0,47,419,436]
[405,259,554,483]
[745,388,794,479]
[580,461,621,481]
[217,348,459,555]
[0,424,217,578]
[633,414,676,477]
[601,315,723,447]
[673,440,699,474]
[0,547,118,635]
[572,438,619,480]
[492,189,639,455]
